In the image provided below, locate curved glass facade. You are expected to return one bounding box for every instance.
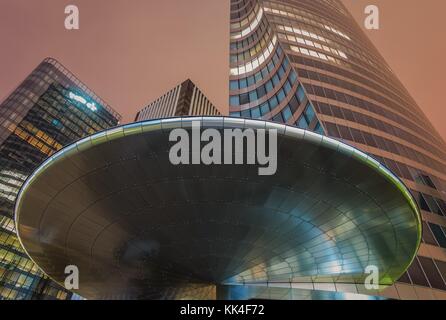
[229,0,446,299]
[229,0,324,133]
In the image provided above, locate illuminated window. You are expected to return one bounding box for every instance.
[231,8,264,40]
[230,36,278,76]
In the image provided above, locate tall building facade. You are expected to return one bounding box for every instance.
[135,79,221,121]
[229,0,446,299]
[0,58,121,300]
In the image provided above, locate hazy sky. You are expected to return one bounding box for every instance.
[0,0,445,141]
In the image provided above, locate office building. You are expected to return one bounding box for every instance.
[229,0,446,299]
[0,58,121,300]
[135,79,221,121]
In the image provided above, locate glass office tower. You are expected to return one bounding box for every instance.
[229,0,446,299]
[0,58,121,300]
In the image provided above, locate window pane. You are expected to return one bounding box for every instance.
[254,72,262,82]
[407,258,429,287]
[249,90,258,102]
[304,103,315,123]
[436,198,446,216]
[257,85,266,98]
[247,76,255,87]
[424,194,442,215]
[325,122,340,138]
[418,193,431,212]
[282,106,292,121]
[418,256,446,290]
[422,222,438,246]
[260,103,270,116]
[239,78,248,89]
[241,109,250,118]
[297,85,306,103]
[297,116,309,129]
[229,96,239,106]
[350,127,365,144]
[269,96,278,109]
[277,65,285,78]
[265,81,274,92]
[283,57,289,69]
[272,112,284,123]
[277,89,286,103]
[429,223,446,248]
[435,260,446,281]
[240,93,250,105]
[420,174,437,189]
[284,81,292,95]
[289,96,299,113]
[251,107,261,118]
[314,122,324,135]
[289,70,297,84]
[267,61,274,72]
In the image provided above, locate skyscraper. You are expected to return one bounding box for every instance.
[229,0,446,299]
[0,58,121,300]
[135,79,221,122]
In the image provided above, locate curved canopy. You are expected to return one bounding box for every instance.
[15,117,421,299]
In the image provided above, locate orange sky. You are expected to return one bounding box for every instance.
[0,0,445,141]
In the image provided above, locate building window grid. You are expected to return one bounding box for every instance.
[298,68,442,151]
[304,82,442,162]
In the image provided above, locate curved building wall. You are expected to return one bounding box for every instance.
[229,0,446,299]
[229,0,325,134]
